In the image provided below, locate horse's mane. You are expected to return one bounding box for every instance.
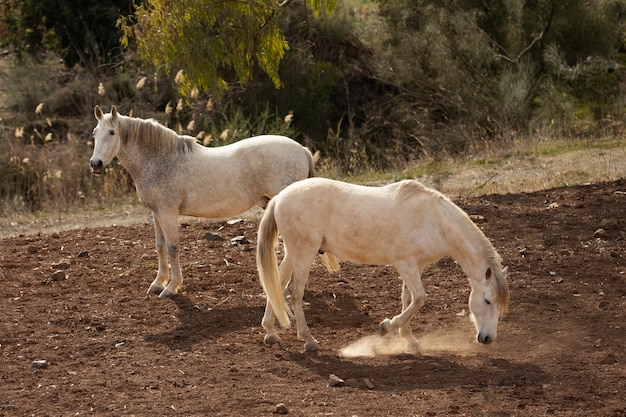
[118,115,195,154]
[394,179,510,313]
[394,179,439,203]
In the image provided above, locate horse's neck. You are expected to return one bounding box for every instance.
[116,118,156,180]
[446,212,494,280]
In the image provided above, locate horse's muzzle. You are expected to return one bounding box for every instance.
[477,333,493,344]
[90,159,103,175]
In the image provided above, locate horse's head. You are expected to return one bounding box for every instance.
[468,265,509,344]
[90,105,121,175]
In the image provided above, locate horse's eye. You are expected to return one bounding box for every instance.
[109,130,115,135]
[485,299,492,305]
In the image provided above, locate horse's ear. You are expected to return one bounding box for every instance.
[111,105,118,120]
[94,105,103,121]
[502,266,508,275]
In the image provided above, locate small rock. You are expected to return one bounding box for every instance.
[469,214,486,223]
[328,374,344,387]
[204,232,224,241]
[51,261,70,270]
[594,228,606,238]
[363,378,375,390]
[343,378,360,388]
[51,270,67,281]
[230,236,249,246]
[599,218,618,229]
[275,403,289,415]
[32,360,48,369]
[227,218,243,225]
[554,277,564,283]
[77,250,89,258]
[27,245,38,254]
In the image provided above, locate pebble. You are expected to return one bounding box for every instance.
[328,374,344,387]
[32,360,48,369]
[594,228,606,238]
[599,218,618,229]
[230,236,249,245]
[51,270,67,281]
[51,261,70,270]
[204,232,224,241]
[275,403,289,414]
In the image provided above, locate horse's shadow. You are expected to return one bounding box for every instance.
[144,288,370,351]
[144,294,262,351]
[284,349,549,392]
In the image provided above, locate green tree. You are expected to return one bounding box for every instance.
[119,0,336,95]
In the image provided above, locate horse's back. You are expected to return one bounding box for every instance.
[272,178,456,265]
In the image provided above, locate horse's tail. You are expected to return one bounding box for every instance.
[257,199,292,328]
[304,147,316,178]
[320,252,341,273]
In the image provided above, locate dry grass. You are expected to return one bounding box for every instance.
[1,134,624,239]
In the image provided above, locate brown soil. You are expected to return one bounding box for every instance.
[1,180,625,416]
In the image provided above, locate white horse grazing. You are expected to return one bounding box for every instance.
[91,105,315,298]
[257,177,509,353]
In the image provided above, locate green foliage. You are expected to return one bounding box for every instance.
[119,0,338,95]
[120,0,289,94]
[375,0,626,156]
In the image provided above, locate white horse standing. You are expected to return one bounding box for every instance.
[257,177,509,352]
[90,105,315,298]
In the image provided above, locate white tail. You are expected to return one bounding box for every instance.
[256,199,292,328]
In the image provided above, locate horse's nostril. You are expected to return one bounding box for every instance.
[478,333,492,344]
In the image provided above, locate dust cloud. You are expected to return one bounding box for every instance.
[339,328,480,358]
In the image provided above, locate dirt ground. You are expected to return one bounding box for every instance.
[1,180,625,416]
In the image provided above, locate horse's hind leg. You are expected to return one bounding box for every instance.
[262,255,294,346]
[289,252,320,352]
[147,216,170,295]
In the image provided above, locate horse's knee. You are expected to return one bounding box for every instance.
[167,243,180,258]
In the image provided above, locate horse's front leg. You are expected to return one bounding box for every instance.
[397,283,423,354]
[153,212,183,298]
[380,261,426,354]
[147,216,170,296]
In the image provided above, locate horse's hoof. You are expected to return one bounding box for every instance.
[379,319,392,336]
[158,288,178,298]
[147,285,165,296]
[264,334,282,346]
[405,339,423,355]
[304,340,320,352]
